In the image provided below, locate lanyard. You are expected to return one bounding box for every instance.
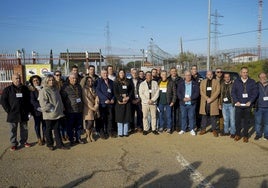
[70,84,79,97]
[259,82,268,96]
[242,82,247,93]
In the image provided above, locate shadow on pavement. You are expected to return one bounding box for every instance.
[127,162,240,188]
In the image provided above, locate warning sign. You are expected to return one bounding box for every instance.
[25,64,51,81]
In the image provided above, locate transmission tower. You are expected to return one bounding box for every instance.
[258,0,263,59]
[211,9,223,64]
[105,22,112,56]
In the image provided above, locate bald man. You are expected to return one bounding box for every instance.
[1,73,32,151]
[199,71,221,137]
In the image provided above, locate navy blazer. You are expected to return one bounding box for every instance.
[96,78,114,105]
[177,80,200,105]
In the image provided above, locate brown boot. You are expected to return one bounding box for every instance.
[234,135,241,141]
[213,130,218,137]
[199,129,206,135]
[243,137,248,143]
[38,138,43,146]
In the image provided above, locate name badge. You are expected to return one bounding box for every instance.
[207,87,212,91]
[149,89,152,93]
[223,97,228,102]
[107,88,111,93]
[16,93,23,98]
[185,94,190,98]
[242,93,248,98]
[161,88,167,93]
[76,98,81,103]
[263,96,268,101]
[122,85,127,89]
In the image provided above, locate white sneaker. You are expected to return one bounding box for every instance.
[190,130,196,136]
[178,130,185,135]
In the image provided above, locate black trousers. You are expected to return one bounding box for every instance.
[99,104,114,135]
[201,115,217,130]
[45,119,63,148]
[235,107,251,137]
[172,101,181,130]
[130,102,143,130]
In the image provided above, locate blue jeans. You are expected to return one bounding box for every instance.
[254,107,268,138]
[222,103,235,135]
[180,104,196,131]
[158,103,172,130]
[117,123,129,136]
[33,116,46,139]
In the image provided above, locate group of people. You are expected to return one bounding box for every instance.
[1,64,268,151]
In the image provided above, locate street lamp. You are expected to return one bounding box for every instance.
[32,51,37,64]
[85,51,89,73]
[99,49,102,74]
[16,50,22,65]
[140,49,145,68]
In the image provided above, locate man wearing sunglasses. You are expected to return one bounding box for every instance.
[215,68,224,136]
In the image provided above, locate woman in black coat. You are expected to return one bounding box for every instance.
[113,69,133,137]
[29,75,46,145]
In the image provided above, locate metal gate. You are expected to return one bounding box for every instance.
[0,54,19,94]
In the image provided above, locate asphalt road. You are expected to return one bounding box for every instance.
[0,106,267,188]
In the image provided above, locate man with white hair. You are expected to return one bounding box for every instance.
[61,73,84,145]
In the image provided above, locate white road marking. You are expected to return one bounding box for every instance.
[176,152,214,188]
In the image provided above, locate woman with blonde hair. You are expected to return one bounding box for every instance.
[82,76,100,142]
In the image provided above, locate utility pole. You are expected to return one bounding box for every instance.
[258,0,263,59]
[207,0,211,71]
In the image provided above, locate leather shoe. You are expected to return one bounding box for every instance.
[48,146,54,151]
[213,130,218,137]
[58,146,70,150]
[230,134,235,138]
[199,129,206,135]
[243,137,248,143]
[143,131,149,135]
[152,130,159,135]
[234,135,241,141]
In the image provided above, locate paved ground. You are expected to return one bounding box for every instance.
[0,105,268,188]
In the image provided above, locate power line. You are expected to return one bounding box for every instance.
[184,28,268,42]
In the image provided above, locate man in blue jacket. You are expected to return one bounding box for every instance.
[231,67,258,143]
[96,69,115,138]
[254,72,268,140]
[177,71,200,136]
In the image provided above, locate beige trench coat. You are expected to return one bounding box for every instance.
[82,87,100,120]
[199,79,220,116]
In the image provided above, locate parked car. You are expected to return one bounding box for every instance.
[198,70,239,81]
